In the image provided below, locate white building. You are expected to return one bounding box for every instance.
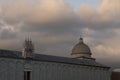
[0,38,111,80]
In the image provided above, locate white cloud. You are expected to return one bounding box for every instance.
[1,0,75,24]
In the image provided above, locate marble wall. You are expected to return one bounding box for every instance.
[0,58,111,80]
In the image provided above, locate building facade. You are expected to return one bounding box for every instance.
[111,71,120,80]
[0,38,111,80]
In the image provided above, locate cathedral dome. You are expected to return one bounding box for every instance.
[71,38,92,58]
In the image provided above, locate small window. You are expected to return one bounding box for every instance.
[24,71,31,80]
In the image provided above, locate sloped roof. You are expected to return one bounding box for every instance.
[0,49,110,68]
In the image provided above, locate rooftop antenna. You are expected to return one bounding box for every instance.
[79,34,84,43]
[80,35,82,38]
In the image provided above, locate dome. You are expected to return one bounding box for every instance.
[71,38,92,58]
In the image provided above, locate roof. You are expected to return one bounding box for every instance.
[0,49,110,68]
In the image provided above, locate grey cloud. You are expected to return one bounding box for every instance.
[20,18,80,35]
[0,29,17,39]
[1,0,81,35]
[0,21,18,39]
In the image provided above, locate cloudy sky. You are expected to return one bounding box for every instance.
[0,0,120,68]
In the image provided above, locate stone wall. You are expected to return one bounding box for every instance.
[0,58,111,80]
[0,58,24,80]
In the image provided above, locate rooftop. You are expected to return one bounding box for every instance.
[0,49,110,68]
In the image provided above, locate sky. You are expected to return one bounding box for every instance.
[65,0,101,10]
[0,0,120,68]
